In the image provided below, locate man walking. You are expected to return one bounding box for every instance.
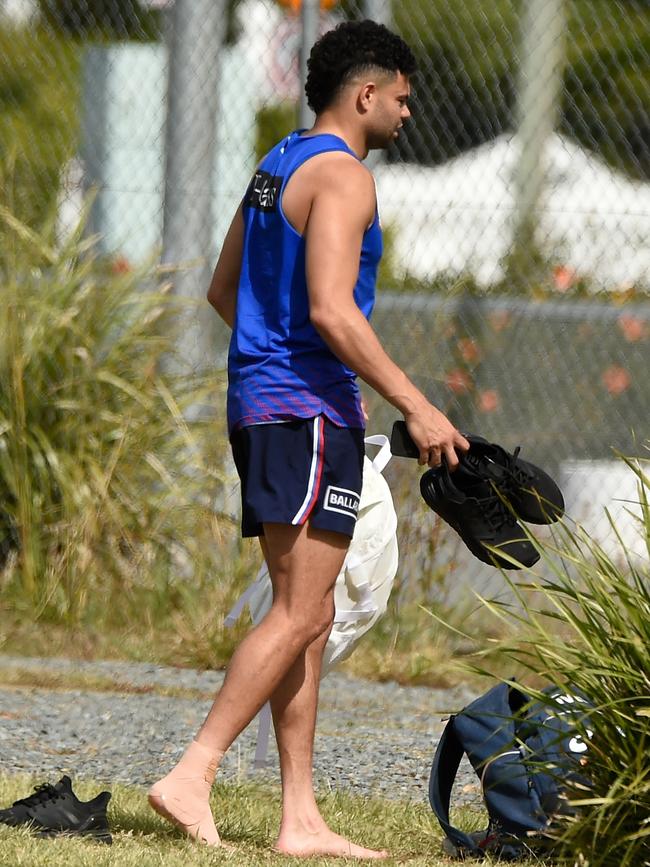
[149,19,468,859]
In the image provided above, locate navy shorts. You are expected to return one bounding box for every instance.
[230,416,365,539]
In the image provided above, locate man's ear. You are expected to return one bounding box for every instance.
[357,81,377,113]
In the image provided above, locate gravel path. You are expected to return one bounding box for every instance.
[0,655,482,808]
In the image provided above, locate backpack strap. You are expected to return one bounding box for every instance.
[429,716,485,857]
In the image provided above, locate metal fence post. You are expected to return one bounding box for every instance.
[362,0,393,168]
[362,0,391,27]
[299,0,320,129]
[512,0,567,259]
[80,47,109,243]
[161,0,227,377]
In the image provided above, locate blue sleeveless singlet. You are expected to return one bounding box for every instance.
[226,131,383,434]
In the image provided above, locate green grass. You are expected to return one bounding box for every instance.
[0,773,501,866]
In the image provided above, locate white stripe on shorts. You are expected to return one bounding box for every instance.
[291,416,322,525]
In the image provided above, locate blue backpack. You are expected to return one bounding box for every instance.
[429,682,593,860]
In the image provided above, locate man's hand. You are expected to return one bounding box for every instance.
[404,406,469,469]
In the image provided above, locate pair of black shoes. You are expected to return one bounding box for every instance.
[0,775,112,844]
[420,435,564,570]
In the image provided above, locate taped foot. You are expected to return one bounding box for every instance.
[148,739,225,846]
[148,784,221,846]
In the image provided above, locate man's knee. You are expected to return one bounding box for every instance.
[298,600,335,647]
[273,598,334,649]
[310,607,335,645]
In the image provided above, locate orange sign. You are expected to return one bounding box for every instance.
[276,0,338,11]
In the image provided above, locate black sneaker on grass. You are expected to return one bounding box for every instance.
[0,775,112,844]
[420,462,540,570]
[461,435,564,525]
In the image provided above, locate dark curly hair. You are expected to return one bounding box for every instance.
[305,20,417,115]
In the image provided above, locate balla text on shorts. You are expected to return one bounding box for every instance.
[323,486,360,518]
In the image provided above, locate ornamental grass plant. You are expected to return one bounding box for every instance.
[0,202,255,662]
[458,451,650,867]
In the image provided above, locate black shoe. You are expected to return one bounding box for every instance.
[461,435,564,525]
[420,462,540,569]
[0,775,112,844]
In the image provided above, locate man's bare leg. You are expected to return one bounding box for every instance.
[259,536,388,859]
[148,522,348,846]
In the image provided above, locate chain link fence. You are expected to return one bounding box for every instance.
[1,0,648,593]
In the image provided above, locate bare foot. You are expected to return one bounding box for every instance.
[275,828,388,859]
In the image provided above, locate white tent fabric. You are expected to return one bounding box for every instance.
[375,133,650,290]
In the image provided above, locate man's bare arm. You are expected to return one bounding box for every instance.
[305,158,468,468]
[207,205,244,328]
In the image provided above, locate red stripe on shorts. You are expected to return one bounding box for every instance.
[298,416,325,524]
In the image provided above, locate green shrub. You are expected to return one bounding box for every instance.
[38,0,161,39]
[459,452,650,866]
[393,0,650,180]
[0,201,248,650]
[393,0,518,165]
[255,102,298,163]
[0,28,80,232]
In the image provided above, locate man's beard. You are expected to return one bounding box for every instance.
[366,126,398,151]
